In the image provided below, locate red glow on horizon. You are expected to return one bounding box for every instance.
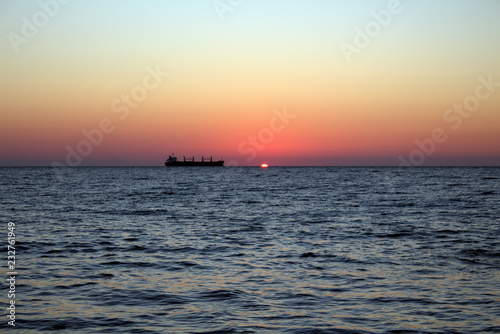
[261,163,269,168]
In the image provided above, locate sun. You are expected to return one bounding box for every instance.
[261,163,269,168]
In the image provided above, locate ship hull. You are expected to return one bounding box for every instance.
[165,161,224,167]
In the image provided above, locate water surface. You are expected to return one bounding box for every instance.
[1,167,499,333]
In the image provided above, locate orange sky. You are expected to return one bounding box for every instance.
[1,0,499,166]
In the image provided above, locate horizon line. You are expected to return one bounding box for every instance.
[1,165,499,168]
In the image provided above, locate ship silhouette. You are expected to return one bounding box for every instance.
[164,154,224,167]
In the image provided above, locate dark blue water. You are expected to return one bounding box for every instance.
[1,167,499,333]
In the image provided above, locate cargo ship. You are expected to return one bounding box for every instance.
[164,154,224,167]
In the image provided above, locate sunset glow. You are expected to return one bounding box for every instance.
[1,0,499,166]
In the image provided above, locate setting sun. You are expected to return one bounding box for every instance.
[261,163,269,168]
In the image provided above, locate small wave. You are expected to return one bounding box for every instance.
[197,289,247,302]
[312,286,348,293]
[63,242,95,249]
[15,241,57,251]
[369,296,438,305]
[88,316,137,329]
[162,190,175,195]
[55,282,98,290]
[88,272,114,279]
[294,328,376,334]
[243,200,261,204]
[248,187,264,192]
[99,260,161,269]
[480,190,496,195]
[201,244,232,253]
[457,248,500,265]
[125,245,148,251]
[460,248,499,257]
[175,260,201,268]
[94,288,190,307]
[164,245,198,253]
[100,260,126,266]
[19,317,90,331]
[436,229,461,234]
[42,249,65,254]
[130,210,157,215]
[384,232,413,238]
[193,326,253,334]
[447,182,467,188]
[390,201,416,207]
[299,252,368,264]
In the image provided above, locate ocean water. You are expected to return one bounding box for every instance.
[1,166,499,333]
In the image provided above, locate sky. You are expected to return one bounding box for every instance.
[1,0,499,166]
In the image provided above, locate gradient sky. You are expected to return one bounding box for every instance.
[1,0,499,166]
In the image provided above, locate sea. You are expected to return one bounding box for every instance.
[0,167,499,333]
